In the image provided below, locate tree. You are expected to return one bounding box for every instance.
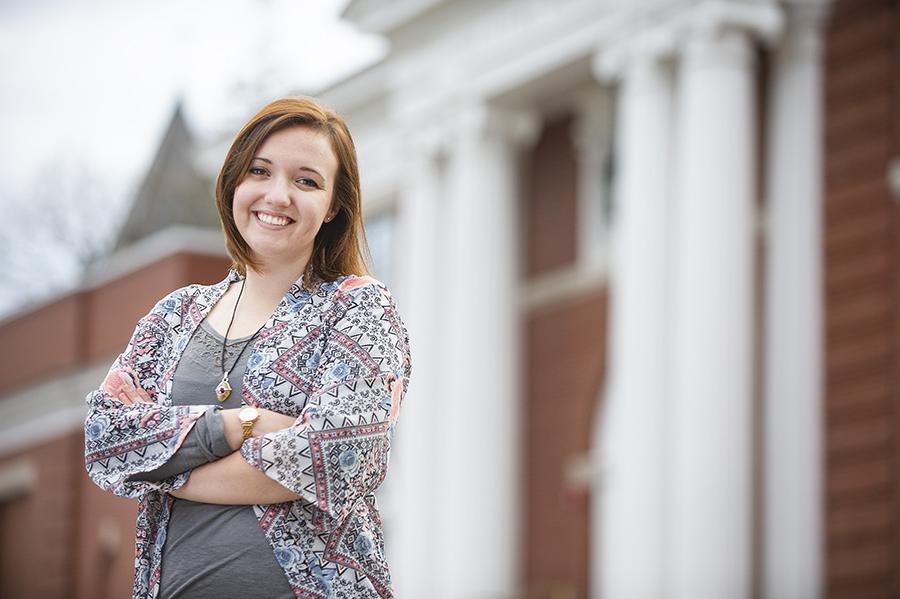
[0,157,126,318]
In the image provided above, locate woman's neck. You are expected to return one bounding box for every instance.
[242,257,311,306]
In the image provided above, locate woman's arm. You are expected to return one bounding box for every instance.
[167,408,300,504]
[168,450,303,504]
[84,287,305,500]
[84,293,229,498]
[162,279,412,513]
[116,376,297,487]
[126,407,231,482]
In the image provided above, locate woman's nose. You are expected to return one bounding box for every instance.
[264,176,293,205]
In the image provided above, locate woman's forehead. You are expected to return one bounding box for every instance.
[256,126,337,174]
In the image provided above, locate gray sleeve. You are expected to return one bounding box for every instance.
[126,407,234,482]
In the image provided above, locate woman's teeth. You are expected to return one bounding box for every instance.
[256,212,292,226]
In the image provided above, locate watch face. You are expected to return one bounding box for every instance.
[239,407,259,421]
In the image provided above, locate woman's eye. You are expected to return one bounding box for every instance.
[298,178,319,189]
[249,166,267,176]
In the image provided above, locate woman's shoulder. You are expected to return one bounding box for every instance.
[329,274,398,306]
[144,276,230,320]
[335,274,386,294]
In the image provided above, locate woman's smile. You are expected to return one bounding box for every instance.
[253,210,295,229]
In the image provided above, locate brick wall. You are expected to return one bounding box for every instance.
[523,115,579,277]
[524,290,607,599]
[522,113,608,598]
[0,253,230,395]
[823,1,900,596]
[0,434,82,599]
[0,251,230,598]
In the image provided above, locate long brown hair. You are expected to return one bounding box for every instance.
[215,96,371,287]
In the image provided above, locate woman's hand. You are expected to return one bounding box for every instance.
[221,408,299,451]
[102,370,153,405]
[171,408,305,503]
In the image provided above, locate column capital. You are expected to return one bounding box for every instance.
[677,0,784,45]
[594,0,785,82]
[776,0,830,60]
[593,25,678,83]
[674,0,784,70]
[782,0,831,25]
[570,87,614,157]
[453,101,541,149]
[403,123,451,162]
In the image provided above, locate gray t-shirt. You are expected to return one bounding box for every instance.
[129,319,294,598]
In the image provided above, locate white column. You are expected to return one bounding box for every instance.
[434,102,538,599]
[667,24,763,598]
[763,4,827,598]
[390,126,445,597]
[590,41,675,599]
[572,88,615,273]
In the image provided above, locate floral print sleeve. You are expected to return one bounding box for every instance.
[84,289,223,499]
[239,278,412,520]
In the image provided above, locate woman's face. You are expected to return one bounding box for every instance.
[233,125,339,272]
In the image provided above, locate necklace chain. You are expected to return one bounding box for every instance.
[215,279,264,402]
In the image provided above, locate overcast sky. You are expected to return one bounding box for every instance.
[0,0,385,316]
[0,0,383,193]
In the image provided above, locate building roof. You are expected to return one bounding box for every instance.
[114,101,219,250]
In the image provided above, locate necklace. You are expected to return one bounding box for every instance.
[214,280,265,402]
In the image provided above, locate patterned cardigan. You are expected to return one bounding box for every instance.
[84,268,412,599]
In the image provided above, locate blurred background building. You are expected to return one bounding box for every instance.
[0,0,898,597]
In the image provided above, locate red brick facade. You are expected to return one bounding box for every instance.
[523,115,580,278]
[522,114,608,598]
[524,290,608,598]
[824,1,900,596]
[0,252,230,599]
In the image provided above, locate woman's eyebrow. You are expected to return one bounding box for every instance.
[251,156,325,180]
[298,166,325,180]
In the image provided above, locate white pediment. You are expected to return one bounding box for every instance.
[342,0,450,36]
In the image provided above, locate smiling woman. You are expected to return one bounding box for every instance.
[83,96,412,599]
[231,126,338,275]
[216,97,369,285]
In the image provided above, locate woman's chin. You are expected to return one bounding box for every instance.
[246,245,311,270]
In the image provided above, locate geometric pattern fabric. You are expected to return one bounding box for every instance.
[84,268,412,598]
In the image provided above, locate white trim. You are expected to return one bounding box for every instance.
[0,407,86,458]
[887,157,900,202]
[520,262,608,313]
[0,459,38,502]
[84,225,227,289]
[315,58,391,115]
[0,226,227,329]
[0,362,109,458]
[342,0,447,36]
[471,8,626,102]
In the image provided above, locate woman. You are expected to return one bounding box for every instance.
[84,97,412,599]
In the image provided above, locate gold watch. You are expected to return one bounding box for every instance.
[238,407,260,441]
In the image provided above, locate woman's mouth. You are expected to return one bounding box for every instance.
[254,211,295,229]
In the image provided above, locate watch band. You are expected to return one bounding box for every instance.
[241,419,255,441]
[239,407,259,442]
